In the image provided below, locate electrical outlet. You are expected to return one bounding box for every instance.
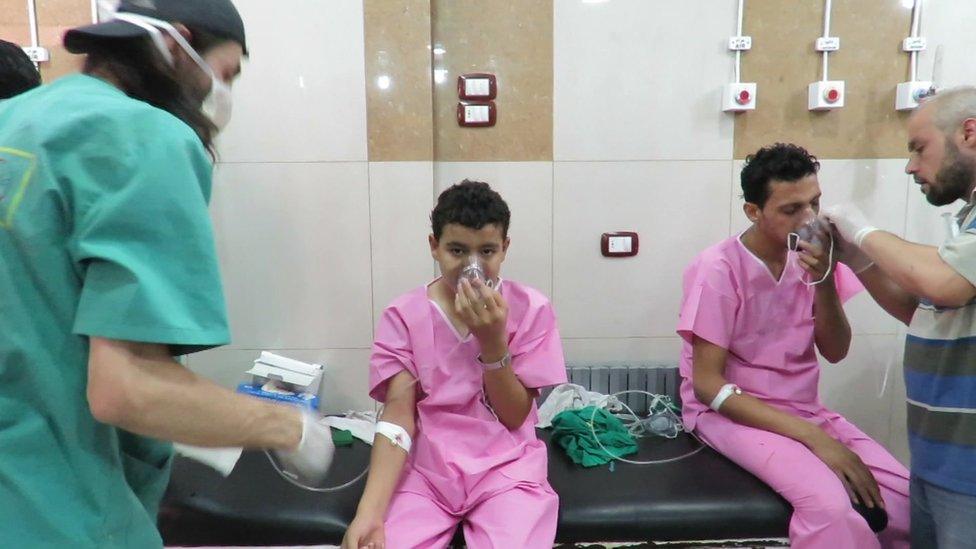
[456,102,496,127]
[601,232,639,258]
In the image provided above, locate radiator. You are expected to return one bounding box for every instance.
[541,363,682,415]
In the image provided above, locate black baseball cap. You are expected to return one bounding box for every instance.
[64,0,247,55]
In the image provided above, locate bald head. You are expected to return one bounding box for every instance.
[919,86,976,136]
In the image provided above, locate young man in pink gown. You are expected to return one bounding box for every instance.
[678,144,910,549]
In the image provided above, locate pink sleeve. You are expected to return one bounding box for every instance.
[675,260,739,349]
[368,307,419,402]
[833,262,865,304]
[509,301,568,390]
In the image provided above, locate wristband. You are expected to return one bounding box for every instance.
[709,383,742,412]
[375,421,411,453]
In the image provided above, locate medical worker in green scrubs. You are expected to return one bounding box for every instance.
[0,1,332,546]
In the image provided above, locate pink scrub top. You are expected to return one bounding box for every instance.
[369,279,568,509]
[677,234,862,430]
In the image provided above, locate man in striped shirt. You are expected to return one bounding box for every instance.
[825,87,976,548]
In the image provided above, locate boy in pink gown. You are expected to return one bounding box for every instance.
[343,180,568,549]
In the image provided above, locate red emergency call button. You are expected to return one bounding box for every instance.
[736,89,751,105]
[825,88,840,103]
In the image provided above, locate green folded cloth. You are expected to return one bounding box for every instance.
[330,428,354,447]
[550,406,638,467]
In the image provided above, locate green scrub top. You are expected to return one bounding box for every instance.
[0,74,230,547]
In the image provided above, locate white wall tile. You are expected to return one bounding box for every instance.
[818,334,902,451]
[843,292,899,336]
[369,162,437,326]
[730,159,750,236]
[562,337,683,365]
[904,190,962,247]
[819,160,910,336]
[433,162,554,297]
[553,161,731,338]
[554,0,735,161]
[817,160,910,237]
[211,162,373,349]
[216,0,367,163]
[917,1,976,90]
[188,348,373,414]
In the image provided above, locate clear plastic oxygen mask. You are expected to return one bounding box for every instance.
[587,390,706,466]
[788,216,826,251]
[457,255,493,290]
[787,215,834,286]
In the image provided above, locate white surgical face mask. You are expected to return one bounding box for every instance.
[112,12,234,131]
[201,76,232,131]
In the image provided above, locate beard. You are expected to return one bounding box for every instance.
[924,141,976,206]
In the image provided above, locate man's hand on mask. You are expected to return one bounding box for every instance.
[831,229,875,274]
[822,204,880,246]
[796,224,833,282]
[455,278,509,359]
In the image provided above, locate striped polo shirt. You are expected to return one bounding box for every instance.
[904,195,976,495]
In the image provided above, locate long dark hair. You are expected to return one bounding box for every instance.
[81,28,227,157]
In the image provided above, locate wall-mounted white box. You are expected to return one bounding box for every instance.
[722,82,757,112]
[896,81,933,111]
[808,80,845,111]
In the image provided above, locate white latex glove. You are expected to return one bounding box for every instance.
[274,411,335,485]
[822,204,880,246]
[832,230,875,274]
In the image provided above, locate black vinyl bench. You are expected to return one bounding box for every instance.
[159,366,792,547]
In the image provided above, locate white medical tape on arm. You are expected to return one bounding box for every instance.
[375,421,412,453]
[709,383,742,412]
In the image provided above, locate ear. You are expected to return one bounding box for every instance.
[428,234,438,256]
[164,23,193,62]
[502,237,511,253]
[172,22,193,42]
[962,118,976,150]
[743,202,761,224]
